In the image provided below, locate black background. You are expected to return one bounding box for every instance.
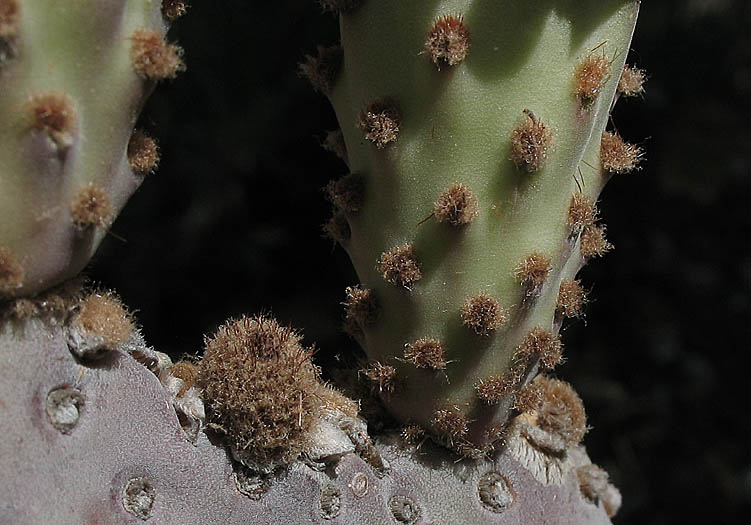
[90,2,751,523]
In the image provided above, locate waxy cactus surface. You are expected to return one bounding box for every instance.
[0,0,183,299]
[312,0,643,451]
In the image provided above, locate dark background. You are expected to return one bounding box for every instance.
[91,2,751,523]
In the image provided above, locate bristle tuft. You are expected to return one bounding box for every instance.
[377,243,422,289]
[27,92,77,148]
[432,406,469,441]
[71,183,112,229]
[357,99,401,149]
[513,377,545,413]
[299,44,343,97]
[567,193,598,234]
[323,212,351,244]
[475,374,516,404]
[514,252,552,297]
[361,362,397,394]
[326,173,364,214]
[516,327,563,371]
[425,15,470,67]
[618,64,646,97]
[434,183,478,226]
[162,0,189,20]
[128,129,160,174]
[460,292,507,335]
[130,29,184,80]
[510,109,553,173]
[74,291,135,349]
[404,337,447,370]
[574,54,611,109]
[556,279,587,319]
[601,131,643,173]
[342,285,378,337]
[401,424,425,445]
[580,224,613,259]
[535,375,587,446]
[170,360,199,396]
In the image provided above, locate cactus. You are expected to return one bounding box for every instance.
[0,0,183,299]
[0,1,647,523]
[309,0,643,451]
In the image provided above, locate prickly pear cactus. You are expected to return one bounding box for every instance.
[0,1,644,523]
[309,0,644,450]
[0,0,185,299]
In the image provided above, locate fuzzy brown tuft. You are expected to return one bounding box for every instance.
[434,183,478,226]
[432,405,469,441]
[556,279,587,319]
[535,375,587,446]
[514,252,552,297]
[71,183,112,229]
[618,64,646,97]
[460,292,508,335]
[580,224,613,258]
[0,247,23,297]
[513,377,545,413]
[424,15,470,67]
[323,211,351,244]
[318,0,362,13]
[326,173,364,214]
[74,291,135,348]
[516,327,563,371]
[601,131,643,173]
[567,193,598,234]
[162,0,189,20]
[401,424,426,445]
[360,362,397,395]
[130,29,184,80]
[342,285,378,337]
[404,337,447,370]
[321,129,348,164]
[377,243,422,289]
[197,315,320,466]
[357,98,401,149]
[0,0,19,38]
[475,374,516,404]
[510,109,553,173]
[170,360,199,396]
[127,129,160,174]
[574,54,611,109]
[299,45,343,97]
[27,92,77,148]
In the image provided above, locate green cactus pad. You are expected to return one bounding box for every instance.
[0,0,183,299]
[319,0,640,448]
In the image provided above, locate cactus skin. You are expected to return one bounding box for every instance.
[0,299,618,524]
[317,1,641,449]
[0,0,183,299]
